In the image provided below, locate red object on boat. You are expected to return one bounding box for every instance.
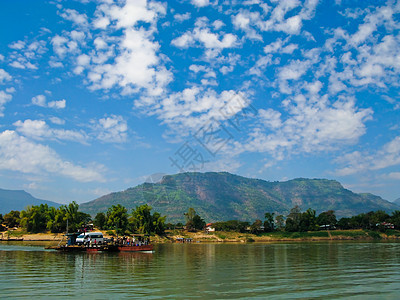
[117,244,154,252]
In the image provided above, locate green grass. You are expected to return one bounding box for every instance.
[384,229,400,237]
[263,231,329,239]
[7,230,26,237]
[216,233,226,239]
[366,230,382,239]
[329,230,368,237]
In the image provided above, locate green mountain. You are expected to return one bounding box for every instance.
[79,172,400,222]
[0,188,61,214]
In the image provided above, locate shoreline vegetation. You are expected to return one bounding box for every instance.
[3,203,400,245]
[3,228,400,243]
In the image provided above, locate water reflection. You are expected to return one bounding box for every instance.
[1,241,400,298]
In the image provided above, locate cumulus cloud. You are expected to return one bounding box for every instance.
[0,130,104,182]
[0,69,12,84]
[59,9,89,28]
[233,94,373,159]
[14,119,88,144]
[32,95,47,107]
[233,0,318,37]
[172,17,237,50]
[0,90,13,117]
[191,0,210,8]
[48,99,66,109]
[31,94,66,109]
[91,115,128,143]
[63,0,173,98]
[8,40,47,69]
[336,136,400,176]
[174,12,191,22]
[149,88,250,135]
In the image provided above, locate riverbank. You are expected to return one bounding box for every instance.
[3,228,400,243]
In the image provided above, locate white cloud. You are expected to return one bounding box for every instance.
[8,40,47,70]
[32,94,67,109]
[234,95,373,159]
[174,12,191,22]
[172,19,238,50]
[0,69,12,84]
[48,99,66,109]
[264,38,298,54]
[14,119,88,144]
[171,32,195,48]
[32,94,47,107]
[149,88,250,135]
[0,90,13,117]
[74,0,172,98]
[9,40,25,50]
[0,130,104,182]
[91,115,128,143]
[335,136,400,176]
[191,0,210,8]
[60,9,88,27]
[49,117,65,125]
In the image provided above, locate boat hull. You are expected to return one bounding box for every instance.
[46,244,154,252]
[117,245,154,252]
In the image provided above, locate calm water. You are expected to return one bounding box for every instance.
[1,241,400,299]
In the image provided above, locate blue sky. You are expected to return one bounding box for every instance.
[1,0,400,204]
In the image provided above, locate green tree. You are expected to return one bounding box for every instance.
[275,215,285,231]
[192,214,205,231]
[46,206,67,233]
[250,219,263,234]
[129,205,166,235]
[285,218,298,232]
[64,201,90,232]
[130,204,153,235]
[107,204,128,234]
[0,214,4,231]
[94,212,107,230]
[152,211,166,235]
[299,208,318,232]
[337,217,351,229]
[184,208,204,232]
[3,210,20,228]
[264,212,275,232]
[390,210,400,229]
[213,220,249,232]
[317,210,337,228]
[285,206,301,232]
[20,204,50,233]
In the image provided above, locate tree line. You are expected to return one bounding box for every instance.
[2,204,400,235]
[208,206,400,234]
[0,203,166,236]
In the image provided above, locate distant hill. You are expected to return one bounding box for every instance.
[0,188,60,214]
[394,198,400,206]
[80,172,400,222]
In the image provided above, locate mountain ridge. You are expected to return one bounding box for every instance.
[0,188,61,214]
[79,172,400,222]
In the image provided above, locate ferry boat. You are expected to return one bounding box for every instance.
[46,232,153,253]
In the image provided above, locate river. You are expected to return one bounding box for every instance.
[1,241,400,299]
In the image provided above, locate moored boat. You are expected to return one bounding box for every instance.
[45,232,154,253]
